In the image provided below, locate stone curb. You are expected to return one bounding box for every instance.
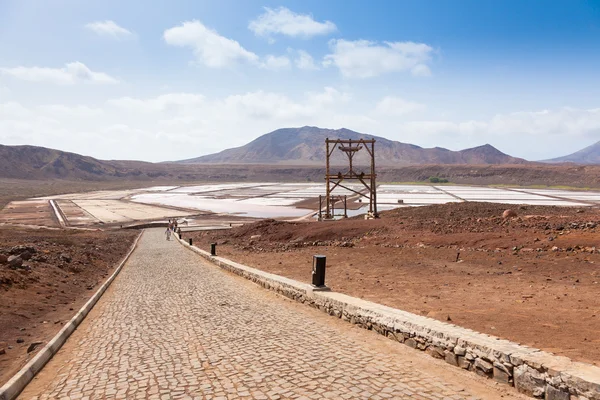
[176,235,600,400]
[0,231,144,400]
[48,200,66,228]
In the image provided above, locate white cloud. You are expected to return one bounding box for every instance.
[295,50,319,70]
[214,87,350,121]
[2,89,599,162]
[108,93,205,113]
[0,101,33,118]
[0,87,357,160]
[487,107,600,137]
[249,7,336,39]
[38,104,105,118]
[261,55,291,70]
[411,64,431,77]
[0,62,118,84]
[164,20,259,68]
[324,39,434,78]
[374,96,426,116]
[389,107,600,159]
[0,85,10,100]
[307,86,351,106]
[85,20,133,39]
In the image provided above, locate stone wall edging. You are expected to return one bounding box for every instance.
[176,236,600,400]
[0,231,144,400]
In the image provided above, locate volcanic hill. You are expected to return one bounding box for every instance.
[544,140,600,164]
[178,126,526,166]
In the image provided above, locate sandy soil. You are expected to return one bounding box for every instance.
[0,200,59,228]
[190,202,600,366]
[0,227,138,386]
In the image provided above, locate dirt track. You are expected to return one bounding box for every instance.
[0,228,138,386]
[191,202,600,366]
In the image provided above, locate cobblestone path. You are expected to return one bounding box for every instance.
[21,229,523,400]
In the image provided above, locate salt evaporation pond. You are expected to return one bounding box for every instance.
[131,193,310,218]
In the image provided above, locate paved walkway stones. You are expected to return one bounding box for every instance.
[20,229,524,399]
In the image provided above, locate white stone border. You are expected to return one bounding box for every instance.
[0,231,143,400]
[49,200,66,228]
[176,234,600,400]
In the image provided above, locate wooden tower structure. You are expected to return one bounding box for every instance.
[324,138,378,219]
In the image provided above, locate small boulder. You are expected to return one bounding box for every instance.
[8,255,23,269]
[27,341,43,353]
[59,253,72,263]
[0,254,7,264]
[32,254,47,262]
[502,209,518,219]
[19,251,32,261]
[9,245,36,255]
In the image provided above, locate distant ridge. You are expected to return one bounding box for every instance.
[178,126,526,165]
[3,143,600,189]
[0,144,167,180]
[543,140,600,164]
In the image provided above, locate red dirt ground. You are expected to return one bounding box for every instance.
[0,228,138,386]
[190,202,600,366]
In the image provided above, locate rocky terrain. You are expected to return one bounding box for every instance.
[0,228,138,385]
[190,202,600,366]
[179,126,526,165]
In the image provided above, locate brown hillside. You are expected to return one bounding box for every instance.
[179,126,527,165]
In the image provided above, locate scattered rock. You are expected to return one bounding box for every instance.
[8,255,23,269]
[502,209,518,219]
[27,341,43,353]
[9,245,36,255]
[32,254,48,262]
[0,254,7,264]
[59,253,72,263]
[16,338,24,344]
[19,250,33,260]
[250,235,261,239]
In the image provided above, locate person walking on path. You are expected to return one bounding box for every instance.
[165,227,172,241]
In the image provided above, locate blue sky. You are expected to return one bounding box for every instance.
[1,0,599,161]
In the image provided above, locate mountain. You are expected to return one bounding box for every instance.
[543,140,600,164]
[179,126,526,165]
[3,143,600,189]
[0,144,170,180]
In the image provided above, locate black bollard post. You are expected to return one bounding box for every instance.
[312,255,326,287]
[210,243,217,256]
[188,238,193,246]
